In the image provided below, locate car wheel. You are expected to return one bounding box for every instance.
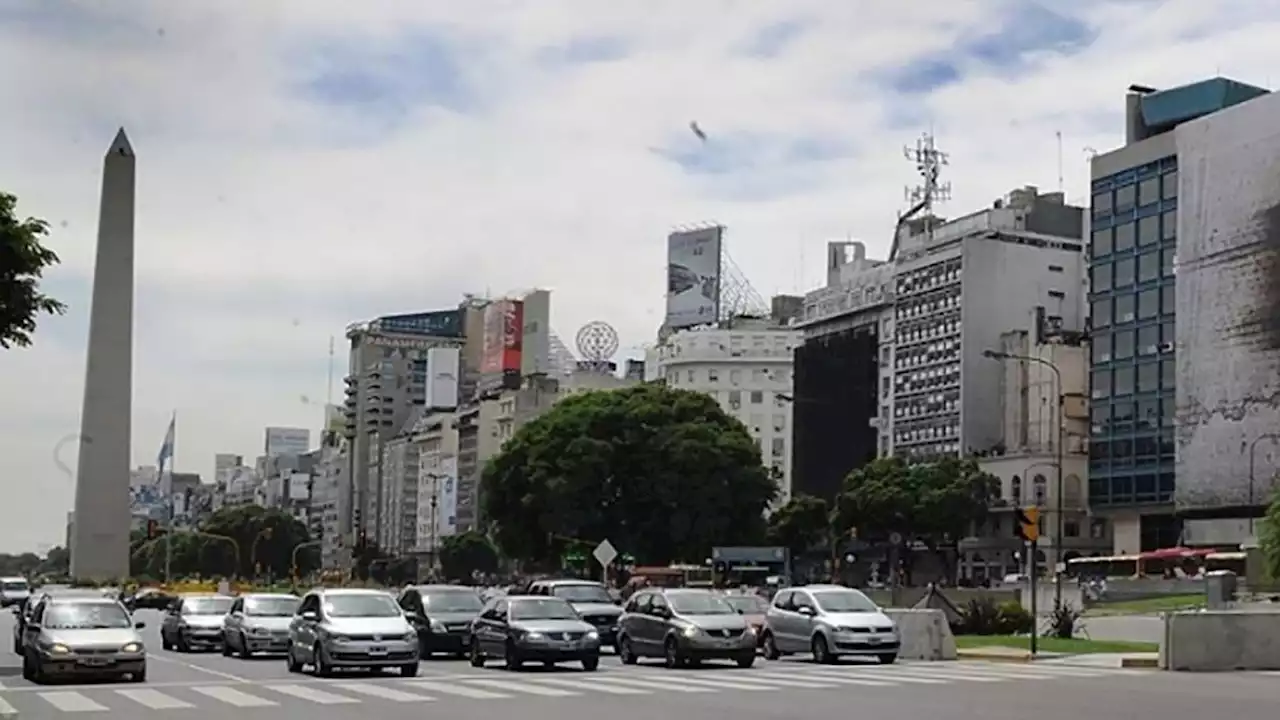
[877,653,897,664]
[20,651,34,681]
[504,640,523,671]
[663,637,683,669]
[313,643,333,677]
[11,638,20,654]
[581,654,599,671]
[238,633,252,659]
[811,635,835,664]
[161,632,172,651]
[176,634,190,653]
[618,635,638,665]
[468,638,486,668]
[400,662,419,677]
[762,632,781,660]
[221,634,232,656]
[286,647,303,673]
[131,666,147,683]
[736,652,755,668]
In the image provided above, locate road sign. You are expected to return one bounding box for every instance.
[593,539,618,567]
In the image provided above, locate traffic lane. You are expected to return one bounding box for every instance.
[0,609,22,684]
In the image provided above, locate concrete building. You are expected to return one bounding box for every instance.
[380,431,422,555]
[648,319,802,501]
[411,410,460,559]
[71,128,136,581]
[889,186,1086,461]
[1088,77,1269,551]
[309,447,348,569]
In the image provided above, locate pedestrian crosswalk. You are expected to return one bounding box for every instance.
[0,662,1149,713]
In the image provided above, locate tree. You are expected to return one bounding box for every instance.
[481,383,777,567]
[199,505,314,578]
[766,494,832,560]
[1261,487,1280,581]
[0,192,66,349]
[438,531,499,581]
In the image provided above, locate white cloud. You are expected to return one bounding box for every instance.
[2,0,1278,551]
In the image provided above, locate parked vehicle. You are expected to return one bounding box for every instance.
[0,577,31,608]
[222,593,299,658]
[18,595,147,683]
[286,588,419,677]
[397,584,484,658]
[160,594,234,652]
[761,584,899,664]
[468,595,600,670]
[617,587,756,668]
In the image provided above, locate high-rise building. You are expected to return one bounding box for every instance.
[1087,77,1269,552]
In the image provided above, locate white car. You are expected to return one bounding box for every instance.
[761,584,899,664]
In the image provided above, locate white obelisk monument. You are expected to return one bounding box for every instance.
[70,128,135,581]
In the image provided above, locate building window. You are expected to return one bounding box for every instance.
[1092,228,1113,257]
[1033,475,1047,505]
[1092,299,1111,327]
[1114,366,1134,396]
[1138,215,1159,246]
[1115,257,1134,287]
[1161,284,1175,314]
[1138,178,1159,207]
[730,369,741,384]
[1091,370,1111,399]
[1162,210,1176,240]
[1162,170,1178,199]
[1116,294,1135,323]
[1092,192,1112,217]
[1161,359,1175,388]
[1011,475,1022,504]
[771,438,785,458]
[708,369,720,382]
[1137,362,1159,392]
[1091,263,1112,292]
[1092,334,1111,363]
[1114,329,1134,359]
[1139,288,1159,319]
[1115,222,1135,252]
[1138,250,1160,282]
[728,390,742,407]
[1138,325,1159,355]
[750,391,764,404]
[1115,184,1136,212]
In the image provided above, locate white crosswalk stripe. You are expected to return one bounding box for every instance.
[404,679,511,698]
[265,683,361,704]
[528,676,652,694]
[188,686,278,707]
[331,682,437,702]
[744,669,901,686]
[38,692,108,712]
[462,678,579,696]
[114,688,195,709]
[587,675,718,692]
[0,694,18,718]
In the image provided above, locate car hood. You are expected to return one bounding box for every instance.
[325,617,413,636]
[47,628,141,648]
[428,611,480,624]
[240,616,293,632]
[569,602,621,616]
[511,619,594,634]
[679,614,749,631]
[182,615,225,629]
[3,590,30,599]
[823,611,896,628]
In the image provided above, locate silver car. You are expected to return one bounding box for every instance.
[286,588,419,677]
[19,596,147,683]
[160,594,234,652]
[222,593,299,657]
[762,585,900,664]
[0,576,31,608]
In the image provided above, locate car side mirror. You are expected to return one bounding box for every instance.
[134,621,146,629]
[798,606,816,616]
[300,610,318,621]
[735,608,744,614]
[653,607,671,619]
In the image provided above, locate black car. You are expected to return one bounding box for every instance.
[397,585,485,658]
[525,579,622,649]
[468,595,601,671]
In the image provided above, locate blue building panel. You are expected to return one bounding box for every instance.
[1139,77,1268,129]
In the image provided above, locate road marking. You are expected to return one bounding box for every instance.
[39,691,109,712]
[866,667,1005,683]
[332,682,436,702]
[627,673,781,691]
[723,674,841,688]
[147,653,250,683]
[591,675,717,693]
[747,669,898,687]
[0,694,18,718]
[526,676,651,694]
[802,668,949,685]
[189,686,278,707]
[462,678,579,697]
[115,688,196,709]
[403,680,510,699]
[265,684,360,704]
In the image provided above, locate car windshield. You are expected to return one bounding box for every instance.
[509,598,578,621]
[723,595,768,613]
[551,584,612,604]
[669,593,736,615]
[182,597,233,615]
[423,592,484,612]
[43,602,132,630]
[813,591,877,613]
[324,594,401,618]
[2,581,28,592]
[244,597,299,617]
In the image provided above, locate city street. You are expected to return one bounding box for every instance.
[2,609,1277,718]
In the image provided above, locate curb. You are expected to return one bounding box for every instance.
[956,650,1033,663]
[1120,656,1160,669]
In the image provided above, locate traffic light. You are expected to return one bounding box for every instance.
[1016,506,1040,543]
[146,520,158,539]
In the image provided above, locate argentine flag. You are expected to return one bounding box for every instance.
[157,412,175,477]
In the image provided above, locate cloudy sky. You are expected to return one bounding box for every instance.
[1,0,1276,552]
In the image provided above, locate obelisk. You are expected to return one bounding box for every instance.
[70,129,135,581]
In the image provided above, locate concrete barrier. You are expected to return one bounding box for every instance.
[884,608,957,661]
[1160,609,1280,671]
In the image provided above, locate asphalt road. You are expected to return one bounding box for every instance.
[1,609,1277,719]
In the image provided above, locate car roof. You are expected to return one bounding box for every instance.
[241,593,298,600]
[505,594,566,602]
[180,593,231,599]
[47,595,121,605]
[409,584,476,592]
[534,579,603,586]
[314,587,390,596]
[0,576,27,581]
[659,587,714,595]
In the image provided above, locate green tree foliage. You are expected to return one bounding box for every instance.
[0,192,66,349]
[0,547,68,578]
[1260,488,1280,581]
[766,494,832,559]
[130,506,314,579]
[438,531,500,581]
[481,384,777,567]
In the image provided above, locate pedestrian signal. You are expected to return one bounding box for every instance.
[1016,507,1040,543]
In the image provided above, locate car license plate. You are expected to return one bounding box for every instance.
[80,658,111,666]
[368,646,387,655]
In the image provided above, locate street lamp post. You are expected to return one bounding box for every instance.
[983,349,1065,608]
[1248,434,1280,536]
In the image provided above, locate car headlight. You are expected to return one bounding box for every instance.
[743,625,756,636]
[402,631,416,642]
[430,619,447,633]
[681,625,699,638]
[329,633,350,642]
[836,626,858,633]
[585,630,599,640]
[121,642,143,653]
[49,643,71,654]
[249,626,270,636]
[524,632,544,641]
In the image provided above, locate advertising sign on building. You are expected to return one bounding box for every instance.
[665,226,723,329]
[480,299,524,388]
[373,310,465,338]
[437,457,459,539]
[424,347,461,409]
[264,427,310,458]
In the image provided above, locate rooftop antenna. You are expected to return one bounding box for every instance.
[1056,131,1064,194]
[890,132,951,260]
[326,335,335,405]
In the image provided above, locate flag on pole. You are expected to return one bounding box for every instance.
[157,412,175,475]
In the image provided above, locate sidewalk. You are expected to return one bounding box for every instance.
[957,647,1159,668]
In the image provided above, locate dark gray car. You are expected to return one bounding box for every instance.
[398,585,485,658]
[617,588,756,668]
[468,595,600,671]
[527,579,622,649]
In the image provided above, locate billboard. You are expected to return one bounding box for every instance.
[480,299,524,386]
[264,427,310,457]
[437,456,458,539]
[373,309,465,337]
[425,347,460,409]
[1175,91,1280,514]
[665,226,722,329]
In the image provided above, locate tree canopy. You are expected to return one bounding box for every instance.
[438,531,500,581]
[766,494,833,559]
[1261,488,1280,581]
[481,383,777,567]
[0,192,66,349]
[129,505,316,580]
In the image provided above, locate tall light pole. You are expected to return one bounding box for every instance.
[983,349,1064,608]
[1248,434,1280,536]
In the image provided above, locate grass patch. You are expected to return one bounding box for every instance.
[1083,593,1205,616]
[955,635,1158,654]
